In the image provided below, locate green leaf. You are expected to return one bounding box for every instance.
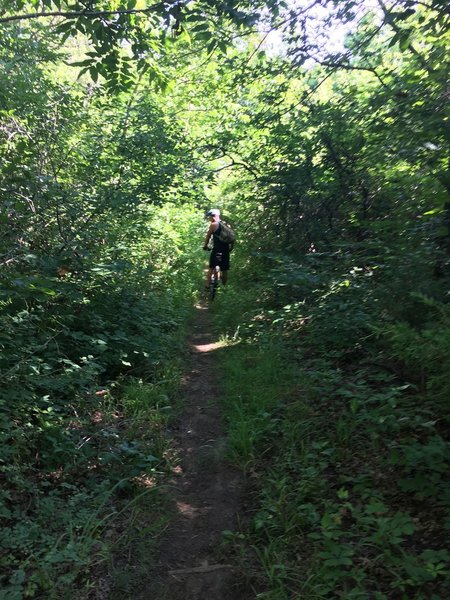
[90,66,99,83]
[207,40,217,55]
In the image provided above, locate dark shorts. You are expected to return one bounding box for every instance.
[210,249,230,271]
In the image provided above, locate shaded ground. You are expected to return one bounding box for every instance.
[141,303,250,600]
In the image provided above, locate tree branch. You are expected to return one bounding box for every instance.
[266,71,333,121]
[0,5,163,25]
[203,146,259,178]
[309,55,390,88]
[210,161,258,178]
[377,0,434,73]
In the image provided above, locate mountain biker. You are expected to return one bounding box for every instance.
[203,208,233,288]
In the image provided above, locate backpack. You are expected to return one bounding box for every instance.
[217,221,236,244]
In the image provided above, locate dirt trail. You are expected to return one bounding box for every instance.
[143,304,250,600]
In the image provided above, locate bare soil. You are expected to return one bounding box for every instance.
[141,304,251,600]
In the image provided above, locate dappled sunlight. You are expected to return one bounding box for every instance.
[176,501,209,519]
[193,340,226,353]
[191,304,229,352]
[132,474,158,489]
[194,302,209,310]
[192,336,241,353]
[90,410,104,424]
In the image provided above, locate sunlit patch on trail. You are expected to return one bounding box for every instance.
[194,303,208,310]
[193,341,225,353]
[176,501,209,519]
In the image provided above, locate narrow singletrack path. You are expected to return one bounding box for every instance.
[143,303,249,600]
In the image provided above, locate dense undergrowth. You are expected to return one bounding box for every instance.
[1,19,208,596]
[216,245,450,599]
[0,204,202,599]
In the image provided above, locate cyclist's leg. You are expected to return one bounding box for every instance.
[212,252,223,285]
[205,266,213,288]
[221,250,230,286]
[206,250,216,288]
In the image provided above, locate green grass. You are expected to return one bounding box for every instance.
[106,489,170,600]
[218,342,297,471]
[216,302,450,599]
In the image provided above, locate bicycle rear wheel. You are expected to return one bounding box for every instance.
[210,268,220,301]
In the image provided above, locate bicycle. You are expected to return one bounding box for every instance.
[209,264,221,301]
[204,247,222,301]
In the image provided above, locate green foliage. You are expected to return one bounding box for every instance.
[0,0,278,88]
[0,26,202,596]
[375,296,450,405]
[1,0,449,596]
[220,333,450,598]
[212,10,450,581]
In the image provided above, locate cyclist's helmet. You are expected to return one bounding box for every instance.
[206,208,221,217]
